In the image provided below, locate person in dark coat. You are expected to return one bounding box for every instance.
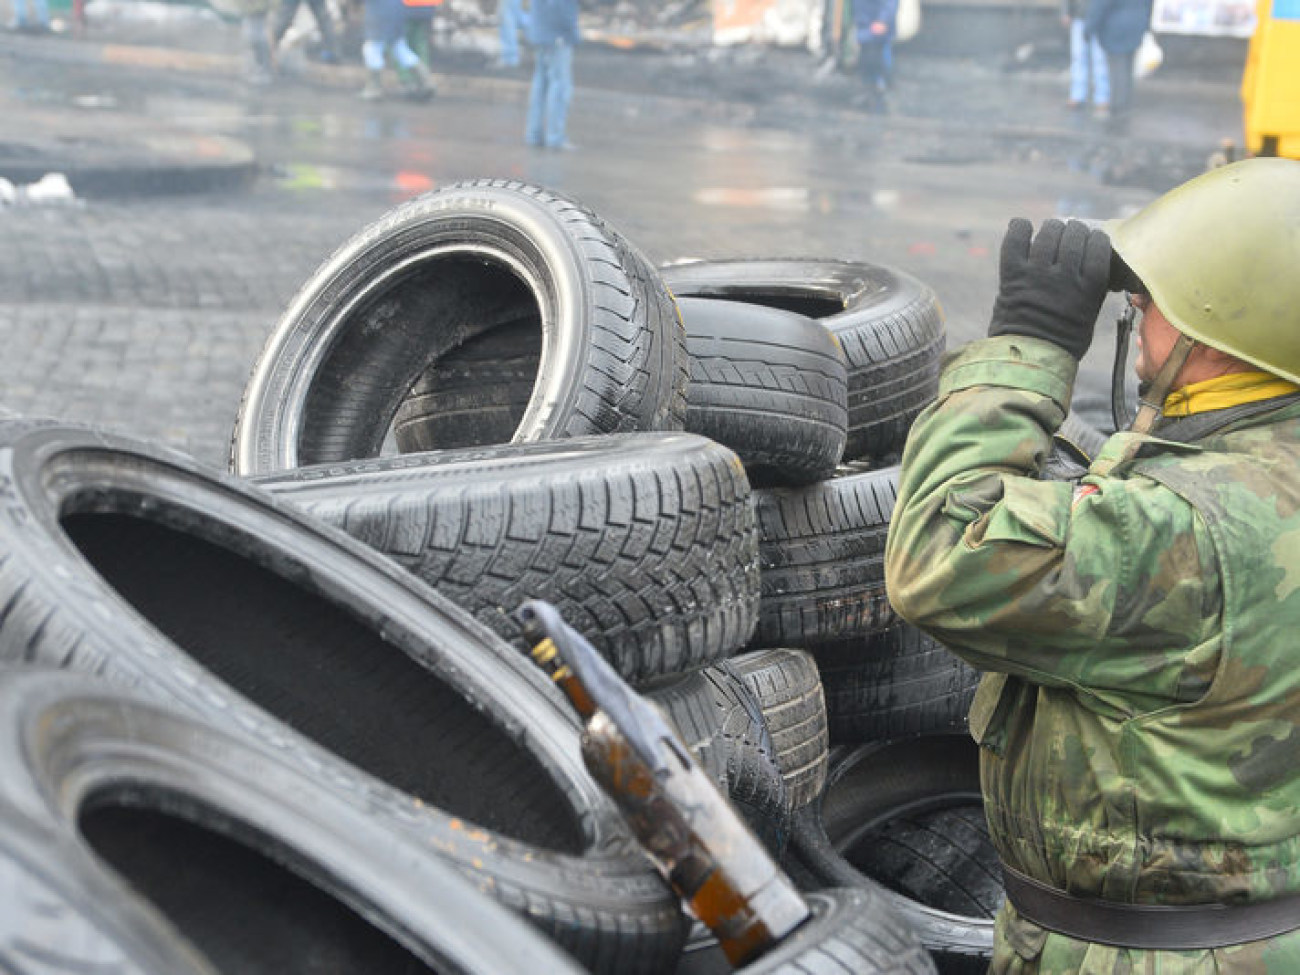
[360,0,433,100]
[401,0,440,75]
[1084,0,1153,119]
[269,0,341,65]
[852,0,899,111]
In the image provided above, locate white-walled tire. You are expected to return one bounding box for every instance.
[232,179,688,475]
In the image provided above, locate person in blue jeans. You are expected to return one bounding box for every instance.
[270,0,341,64]
[498,0,523,67]
[9,0,50,31]
[525,0,578,150]
[1085,0,1152,121]
[360,0,433,100]
[1063,0,1109,116]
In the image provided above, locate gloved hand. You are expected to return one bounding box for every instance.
[987,218,1112,360]
[1109,251,1145,295]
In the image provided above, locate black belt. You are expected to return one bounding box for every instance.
[1001,863,1300,950]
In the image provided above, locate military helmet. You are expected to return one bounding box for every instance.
[1108,157,1300,384]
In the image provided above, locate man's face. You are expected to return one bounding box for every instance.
[1132,294,1181,384]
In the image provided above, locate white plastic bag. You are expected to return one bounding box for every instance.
[1135,30,1163,79]
[896,0,921,43]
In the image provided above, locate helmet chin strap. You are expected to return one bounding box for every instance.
[1111,304,1137,433]
[1129,334,1197,435]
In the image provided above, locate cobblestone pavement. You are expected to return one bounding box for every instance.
[0,22,1246,466]
[0,200,380,464]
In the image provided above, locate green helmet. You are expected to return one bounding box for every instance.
[1108,157,1300,385]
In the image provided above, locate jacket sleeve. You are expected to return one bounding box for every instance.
[884,336,1221,710]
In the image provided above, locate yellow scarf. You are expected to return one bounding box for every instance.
[1163,371,1300,417]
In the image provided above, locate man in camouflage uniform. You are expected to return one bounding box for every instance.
[885,157,1300,973]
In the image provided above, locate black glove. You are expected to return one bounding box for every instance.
[987,218,1112,360]
[1109,251,1145,295]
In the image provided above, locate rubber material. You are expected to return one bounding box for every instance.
[675,889,937,974]
[391,320,538,449]
[257,433,759,683]
[231,179,688,475]
[848,805,1004,919]
[0,418,685,974]
[674,296,848,485]
[726,648,830,809]
[813,624,980,745]
[752,463,899,647]
[0,669,587,975]
[786,737,996,971]
[644,664,792,851]
[662,259,945,462]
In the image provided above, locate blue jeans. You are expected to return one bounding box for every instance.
[10,0,49,27]
[498,0,523,66]
[857,34,892,87]
[526,40,573,148]
[363,37,420,70]
[1069,18,1109,106]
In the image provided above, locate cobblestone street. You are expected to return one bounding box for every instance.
[0,19,1247,464]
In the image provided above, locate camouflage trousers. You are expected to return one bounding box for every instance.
[991,903,1300,974]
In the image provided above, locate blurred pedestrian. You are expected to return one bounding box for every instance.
[524,0,579,150]
[497,0,523,67]
[270,0,342,65]
[401,0,440,70]
[1085,0,1152,121]
[852,0,897,112]
[237,0,275,85]
[360,0,434,100]
[7,0,49,31]
[1063,0,1109,116]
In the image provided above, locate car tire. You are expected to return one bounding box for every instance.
[0,669,588,975]
[786,736,996,973]
[752,463,898,647]
[257,432,759,683]
[675,888,937,975]
[645,664,791,852]
[257,431,759,681]
[0,418,685,974]
[661,259,944,462]
[675,296,848,485]
[813,624,980,745]
[726,648,830,809]
[388,320,538,450]
[847,805,1004,920]
[231,179,688,474]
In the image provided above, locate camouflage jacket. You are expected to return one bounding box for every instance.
[885,336,1300,973]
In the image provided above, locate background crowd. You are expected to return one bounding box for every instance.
[6,0,1160,145]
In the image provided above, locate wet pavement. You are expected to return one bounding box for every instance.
[0,11,1248,464]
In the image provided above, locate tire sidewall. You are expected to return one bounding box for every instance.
[0,421,684,958]
[0,670,588,975]
[233,184,595,474]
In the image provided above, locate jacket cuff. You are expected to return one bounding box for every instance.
[939,336,1078,409]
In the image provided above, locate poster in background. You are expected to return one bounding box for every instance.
[1152,0,1256,36]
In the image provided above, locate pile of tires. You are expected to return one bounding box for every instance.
[657,259,1001,974]
[0,179,986,973]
